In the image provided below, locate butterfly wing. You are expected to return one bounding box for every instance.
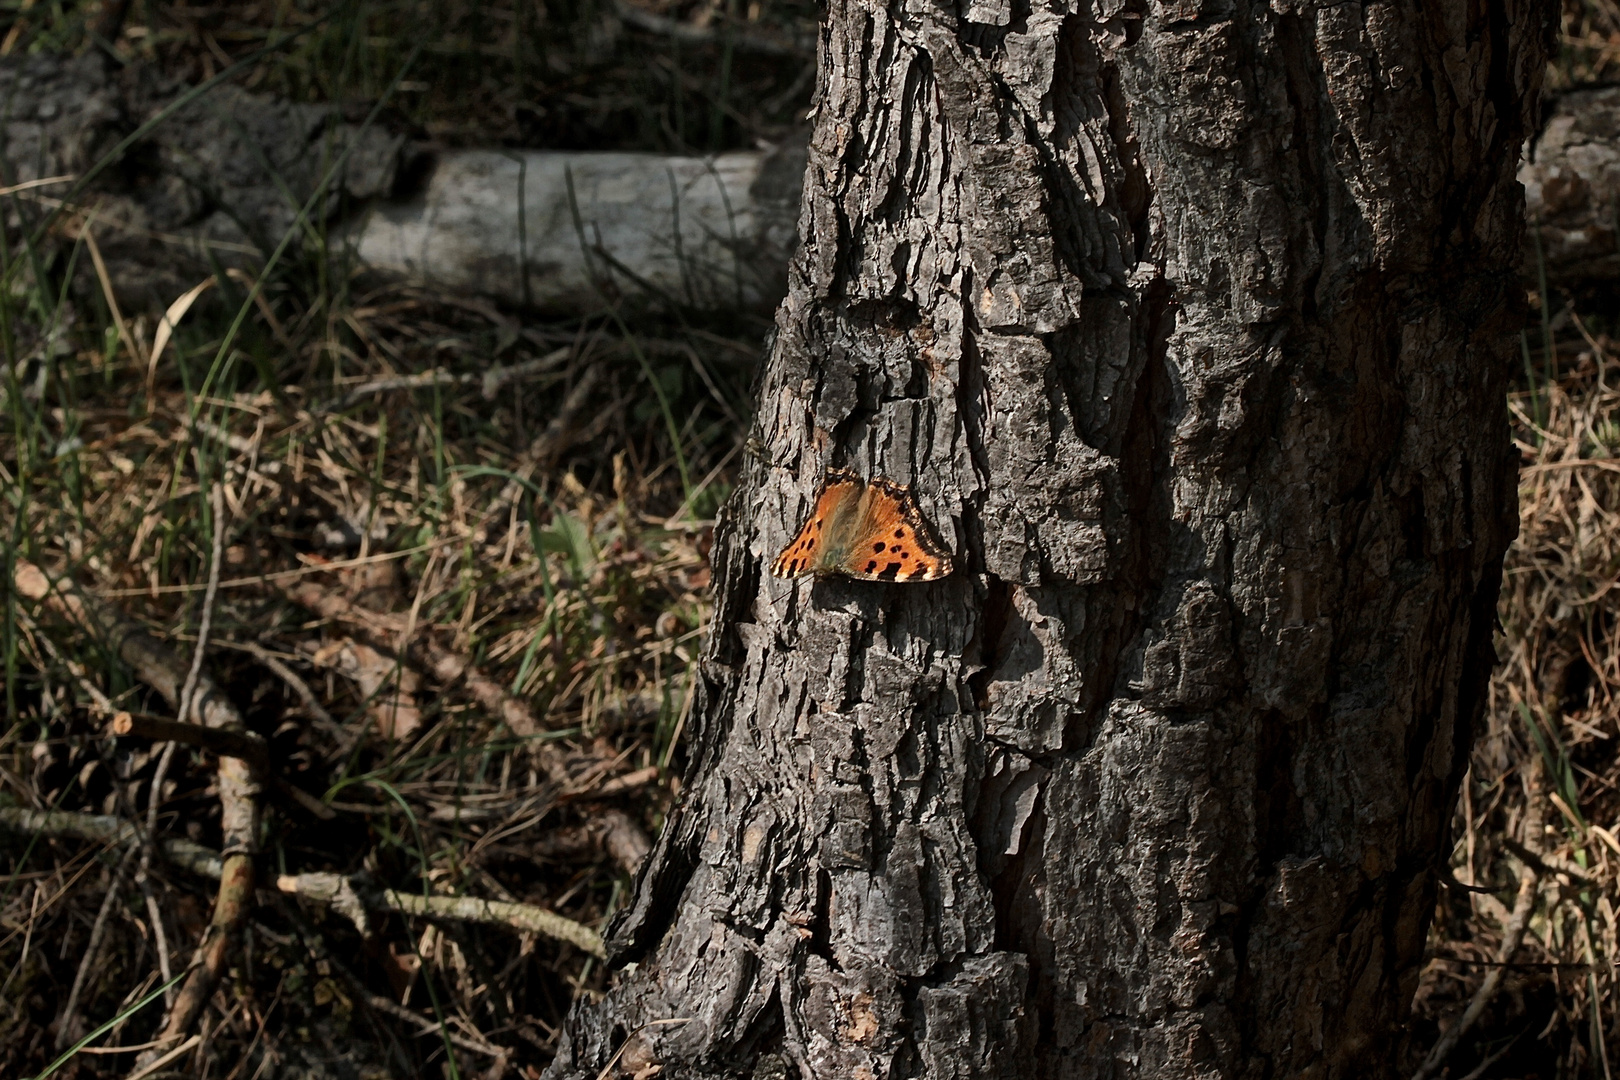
[837,478,954,582]
[772,471,863,578]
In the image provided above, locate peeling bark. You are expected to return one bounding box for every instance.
[545,1,1548,1077]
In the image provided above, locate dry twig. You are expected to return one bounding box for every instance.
[0,806,606,957]
[8,523,267,1063]
[139,482,259,1063]
[54,841,142,1049]
[109,713,269,771]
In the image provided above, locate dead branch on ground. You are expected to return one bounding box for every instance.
[12,551,264,1062]
[0,807,606,958]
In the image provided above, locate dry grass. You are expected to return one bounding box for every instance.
[1554,0,1620,90]
[1406,313,1620,1077]
[0,6,774,1073]
[0,225,761,1069]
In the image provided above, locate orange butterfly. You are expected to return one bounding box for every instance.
[772,469,954,582]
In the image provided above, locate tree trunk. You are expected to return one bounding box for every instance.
[546,3,1546,1078]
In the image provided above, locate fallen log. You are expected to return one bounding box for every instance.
[0,51,799,315]
[3,50,1613,319]
[1521,85,1620,285]
[348,145,803,313]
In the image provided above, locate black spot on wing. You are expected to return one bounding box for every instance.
[864,560,878,573]
[876,562,903,580]
[873,542,886,553]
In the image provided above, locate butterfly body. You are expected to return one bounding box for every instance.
[772,470,953,582]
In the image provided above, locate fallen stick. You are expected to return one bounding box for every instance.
[367,884,604,958]
[12,556,262,1059]
[313,345,572,415]
[277,577,537,745]
[1501,835,1597,886]
[273,574,659,871]
[13,561,252,741]
[109,713,269,772]
[276,578,643,781]
[0,807,223,878]
[125,1034,201,1080]
[0,806,606,958]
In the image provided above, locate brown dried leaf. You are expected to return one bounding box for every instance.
[306,638,423,740]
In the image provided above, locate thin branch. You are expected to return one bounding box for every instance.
[55,841,141,1049]
[274,578,630,788]
[147,481,259,1061]
[370,884,606,958]
[126,1034,201,1080]
[138,878,175,1013]
[110,713,268,771]
[0,807,605,957]
[175,482,228,730]
[133,722,178,1011]
[230,640,336,729]
[1501,835,1597,885]
[0,807,223,878]
[314,368,478,416]
[12,561,248,733]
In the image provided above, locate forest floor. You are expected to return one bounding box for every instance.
[0,2,1618,1079]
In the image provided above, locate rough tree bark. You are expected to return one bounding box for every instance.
[547,3,1546,1079]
